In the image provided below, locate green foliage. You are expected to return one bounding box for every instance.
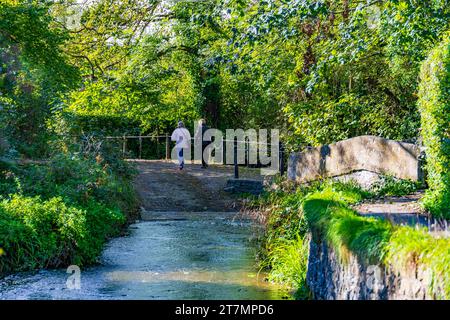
[0,153,138,274]
[4,153,138,213]
[252,180,450,298]
[51,0,161,80]
[418,34,450,218]
[0,195,124,273]
[52,1,205,134]
[247,180,368,296]
[1,0,443,154]
[0,195,85,271]
[225,0,449,147]
[41,0,449,148]
[248,185,316,296]
[386,227,450,299]
[0,0,448,291]
[0,0,79,158]
[53,112,142,138]
[0,1,77,88]
[302,188,393,264]
[261,235,309,298]
[370,175,423,197]
[75,200,126,264]
[64,49,202,135]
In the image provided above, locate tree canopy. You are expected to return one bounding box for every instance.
[1,0,449,154]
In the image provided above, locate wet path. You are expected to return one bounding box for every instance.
[0,214,285,299]
[0,161,286,300]
[354,191,450,235]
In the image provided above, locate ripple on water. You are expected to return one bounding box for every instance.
[0,215,289,300]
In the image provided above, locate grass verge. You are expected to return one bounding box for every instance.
[246,179,450,299]
[0,154,139,274]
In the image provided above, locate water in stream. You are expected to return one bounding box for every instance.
[0,213,288,300]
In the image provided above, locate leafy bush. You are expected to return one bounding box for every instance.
[0,152,138,274]
[418,34,450,218]
[249,179,450,298]
[261,235,309,298]
[245,180,368,297]
[386,227,450,299]
[370,175,422,197]
[0,195,124,273]
[285,93,420,147]
[245,186,313,296]
[75,200,125,265]
[2,153,138,215]
[302,186,450,298]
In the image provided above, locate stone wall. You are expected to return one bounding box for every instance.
[306,236,443,300]
[288,136,422,184]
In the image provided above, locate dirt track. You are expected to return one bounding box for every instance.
[130,160,263,213]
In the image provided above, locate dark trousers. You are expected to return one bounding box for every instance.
[202,142,209,167]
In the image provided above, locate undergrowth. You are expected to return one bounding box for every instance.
[0,153,139,274]
[370,175,423,197]
[246,177,450,299]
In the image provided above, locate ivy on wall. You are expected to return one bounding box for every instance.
[418,34,450,218]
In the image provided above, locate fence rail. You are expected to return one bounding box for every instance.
[74,133,286,176]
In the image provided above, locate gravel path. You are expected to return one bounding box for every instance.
[130,160,263,213]
[353,191,450,234]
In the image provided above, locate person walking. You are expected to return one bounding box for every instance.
[171,121,191,170]
[197,119,211,168]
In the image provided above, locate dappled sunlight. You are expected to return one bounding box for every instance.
[106,270,277,288]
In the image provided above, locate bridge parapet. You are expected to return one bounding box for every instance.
[288,136,422,185]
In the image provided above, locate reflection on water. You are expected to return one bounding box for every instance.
[0,213,289,300]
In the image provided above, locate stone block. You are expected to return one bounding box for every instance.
[288,135,422,183]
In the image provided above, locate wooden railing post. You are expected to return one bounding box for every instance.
[156,135,160,159]
[245,137,249,167]
[139,133,142,159]
[234,137,239,179]
[122,135,126,157]
[165,134,170,160]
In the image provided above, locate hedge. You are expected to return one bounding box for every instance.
[418,34,450,218]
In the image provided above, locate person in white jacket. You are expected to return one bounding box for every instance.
[171,121,191,170]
